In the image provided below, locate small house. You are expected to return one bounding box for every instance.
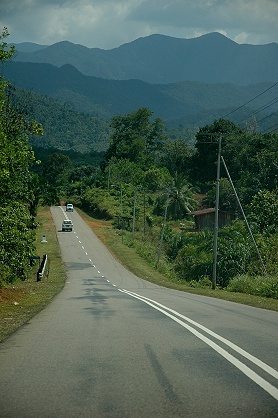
[189,208,235,231]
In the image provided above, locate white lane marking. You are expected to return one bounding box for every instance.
[119,289,278,401]
[107,280,110,283]
[79,240,82,244]
[98,271,101,274]
[85,252,88,255]
[113,284,117,287]
[124,290,278,380]
[82,246,85,250]
[89,259,92,262]
[93,265,96,268]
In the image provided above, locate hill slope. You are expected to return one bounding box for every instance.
[3,61,278,131]
[12,33,278,85]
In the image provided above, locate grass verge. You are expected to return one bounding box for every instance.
[78,209,278,312]
[0,207,67,342]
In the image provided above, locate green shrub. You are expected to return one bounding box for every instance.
[189,277,212,288]
[227,274,278,299]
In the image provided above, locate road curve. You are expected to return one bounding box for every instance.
[0,206,277,417]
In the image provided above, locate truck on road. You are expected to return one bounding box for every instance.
[62,220,73,232]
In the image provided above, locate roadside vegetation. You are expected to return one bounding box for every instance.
[0,206,66,342]
[0,28,277,341]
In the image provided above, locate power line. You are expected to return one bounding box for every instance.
[247,97,278,117]
[257,110,278,124]
[240,98,278,131]
[220,81,278,119]
[264,123,278,133]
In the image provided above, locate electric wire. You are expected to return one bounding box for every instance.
[257,110,278,124]
[264,123,278,133]
[220,81,278,120]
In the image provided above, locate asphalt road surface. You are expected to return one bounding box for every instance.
[0,206,277,417]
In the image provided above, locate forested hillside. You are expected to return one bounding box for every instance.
[10,88,110,152]
[3,61,278,132]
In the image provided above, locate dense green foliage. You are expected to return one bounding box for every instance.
[9,88,110,153]
[61,109,277,294]
[0,29,43,286]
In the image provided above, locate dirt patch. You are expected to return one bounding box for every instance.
[0,287,25,304]
[86,220,112,229]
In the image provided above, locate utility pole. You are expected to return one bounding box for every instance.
[120,183,123,244]
[212,135,222,289]
[132,189,136,240]
[157,192,169,266]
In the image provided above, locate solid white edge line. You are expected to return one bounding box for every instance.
[119,289,278,401]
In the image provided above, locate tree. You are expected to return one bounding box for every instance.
[104,108,167,169]
[203,178,238,213]
[154,173,196,220]
[0,28,43,285]
[41,152,73,186]
[0,27,15,62]
[248,189,278,235]
[160,139,193,178]
[191,119,243,186]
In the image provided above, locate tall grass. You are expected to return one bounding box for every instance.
[227,274,278,299]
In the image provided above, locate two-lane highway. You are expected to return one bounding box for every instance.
[0,206,277,417]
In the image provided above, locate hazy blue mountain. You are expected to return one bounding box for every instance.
[12,42,48,52]
[3,60,277,132]
[12,33,278,85]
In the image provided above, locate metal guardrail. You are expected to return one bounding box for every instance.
[37,254,48,281]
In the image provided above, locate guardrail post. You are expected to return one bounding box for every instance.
[37,254,48,281]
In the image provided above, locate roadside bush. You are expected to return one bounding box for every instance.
[0,203,35,285]
[248,189,278,235]
[217,221,255,287]
[258,233,278,276]
[175,245,213,281]
[81,187,118,219]
[227,274,278,299]
[189,277,212,288]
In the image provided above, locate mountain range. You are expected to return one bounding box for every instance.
[2,32,277,152]
[3,60,277,130]
[12,32,278,85]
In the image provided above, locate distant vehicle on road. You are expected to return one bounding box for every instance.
[66,203,74,212]
[62,220,73,232]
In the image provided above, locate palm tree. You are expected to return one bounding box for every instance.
[156,173,197,220]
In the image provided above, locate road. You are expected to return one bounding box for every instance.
[0,206,277,417]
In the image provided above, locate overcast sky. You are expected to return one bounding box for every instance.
[1,0,277,49]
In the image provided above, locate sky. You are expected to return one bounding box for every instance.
[1,0,278,49]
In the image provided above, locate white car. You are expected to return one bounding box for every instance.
[62,220,73,232]
[66,203,73,212]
